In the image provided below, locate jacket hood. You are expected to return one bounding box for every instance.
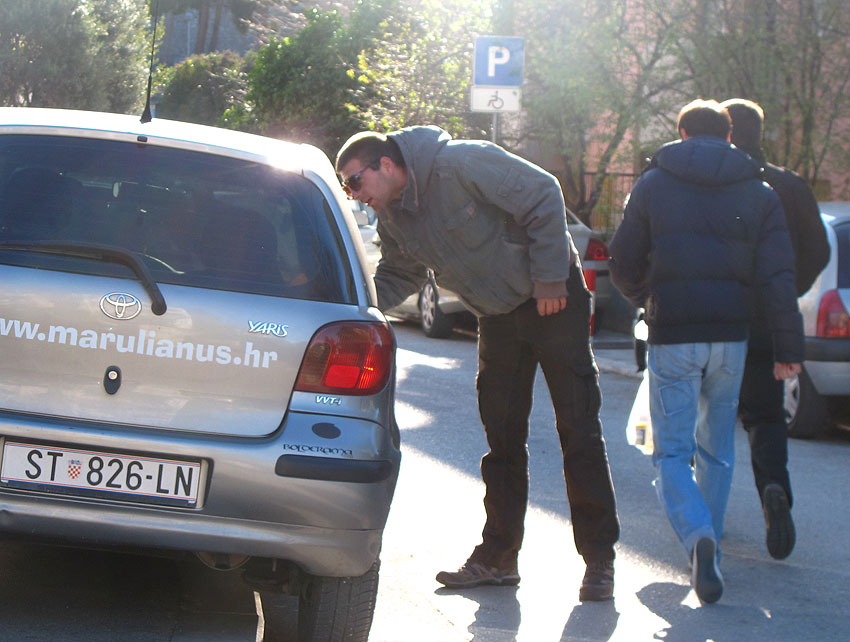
[387,125,451,212]
[654,136,761,187]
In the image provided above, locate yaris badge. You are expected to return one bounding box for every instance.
[100,293,142,320]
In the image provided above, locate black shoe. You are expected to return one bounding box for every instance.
[691,536,723,604]
[763,483,795,560]
[435,560,520,589]
[579,560,614,601]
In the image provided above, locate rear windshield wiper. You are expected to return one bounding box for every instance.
[0,241,167,315]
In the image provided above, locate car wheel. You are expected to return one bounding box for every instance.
[784,368,829,439]
[419,279,454,338]
[296,562,379,642]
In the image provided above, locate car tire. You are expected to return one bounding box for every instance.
[296,562,379,642]
[785,368,829,439]
[419,278,454,338]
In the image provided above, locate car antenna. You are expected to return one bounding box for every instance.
[140,0,161,124]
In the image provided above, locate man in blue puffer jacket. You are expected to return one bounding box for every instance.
[608,99,803,604]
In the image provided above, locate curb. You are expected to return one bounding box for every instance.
[595,356,642,380]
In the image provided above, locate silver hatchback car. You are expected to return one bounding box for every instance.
[0,107,400,641]
[785,202,850,438]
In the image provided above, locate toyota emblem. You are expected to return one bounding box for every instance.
[100,292,142,320]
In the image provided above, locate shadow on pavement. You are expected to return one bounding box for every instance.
[561,600,619,641]
[0,541,258,641]
[434,585,522,641]
[637,582,766,642]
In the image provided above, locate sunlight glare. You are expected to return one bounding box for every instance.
[395,347,463,385]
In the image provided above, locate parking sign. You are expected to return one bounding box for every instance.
[472,36,523,113]
[473,36,524,87]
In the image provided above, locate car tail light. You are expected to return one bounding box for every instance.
[295,321,395,395]
[816,289,850,338]
[584,237,609,261]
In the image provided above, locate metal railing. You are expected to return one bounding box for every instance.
[582,172,639,237]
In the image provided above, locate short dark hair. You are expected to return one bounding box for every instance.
[720,98,764,152]
[335,131,405,173]
[677,99,731,140]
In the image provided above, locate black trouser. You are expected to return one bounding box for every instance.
[469,264,619,568]
[738,325,793,507]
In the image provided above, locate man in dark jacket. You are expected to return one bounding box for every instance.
[336,127,620,601]
[722,98,830,560]
[609,100,803,604]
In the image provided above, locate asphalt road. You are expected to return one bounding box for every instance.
[369,322,850,642]
[0,321,847,641]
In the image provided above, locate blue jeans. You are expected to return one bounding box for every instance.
[648,341,747,558]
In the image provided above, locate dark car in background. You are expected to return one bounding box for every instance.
[0,107,400,642]
[357,203,612,337]
[785,202,850,438]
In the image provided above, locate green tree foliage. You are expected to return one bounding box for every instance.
[511,0,684,220]
[352,0,493,138]
[235,8,365,155]
[155,50,252,125]
[230,0,492,154]
[0,0,151,113]
[669,0,850,191]
[507,0,850,214]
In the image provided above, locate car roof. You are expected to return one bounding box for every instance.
[0,107,336,186]
[819,201,850,225]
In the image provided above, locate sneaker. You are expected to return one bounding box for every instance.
[579,560,614,601]
[762,483,795,560]
[435,560,520,589]
[691,536,723,604]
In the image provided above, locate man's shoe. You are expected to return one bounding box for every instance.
[579,560,614,601]
[691,536,723,603]
[763,483,795,560]
[435,560,520,589]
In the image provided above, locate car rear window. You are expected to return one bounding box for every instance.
[0,134,354,303]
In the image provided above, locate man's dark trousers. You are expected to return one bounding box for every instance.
[739,324,793,506]
[469,263,619,569]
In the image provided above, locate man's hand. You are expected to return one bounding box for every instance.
[774,362,802,380]
[537,296,567,316]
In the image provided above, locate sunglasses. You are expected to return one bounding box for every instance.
[341,158,380,196]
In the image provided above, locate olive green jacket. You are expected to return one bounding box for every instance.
[374,126,577,316]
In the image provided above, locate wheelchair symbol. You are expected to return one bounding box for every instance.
[487,91,504,110]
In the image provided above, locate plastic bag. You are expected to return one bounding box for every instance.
[626,369,653,455]
[633,309,648,372]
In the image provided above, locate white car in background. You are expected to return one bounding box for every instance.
[785,202,850,438]
[355,203,611,337]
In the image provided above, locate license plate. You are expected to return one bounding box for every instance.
[0,441,201,507]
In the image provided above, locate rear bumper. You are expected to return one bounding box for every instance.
[0,492,384,577]
[594,269,612,307]
[275,454,394,483]
[805,337,850,362]
[0,409,400,577]
[804,337,850,396]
